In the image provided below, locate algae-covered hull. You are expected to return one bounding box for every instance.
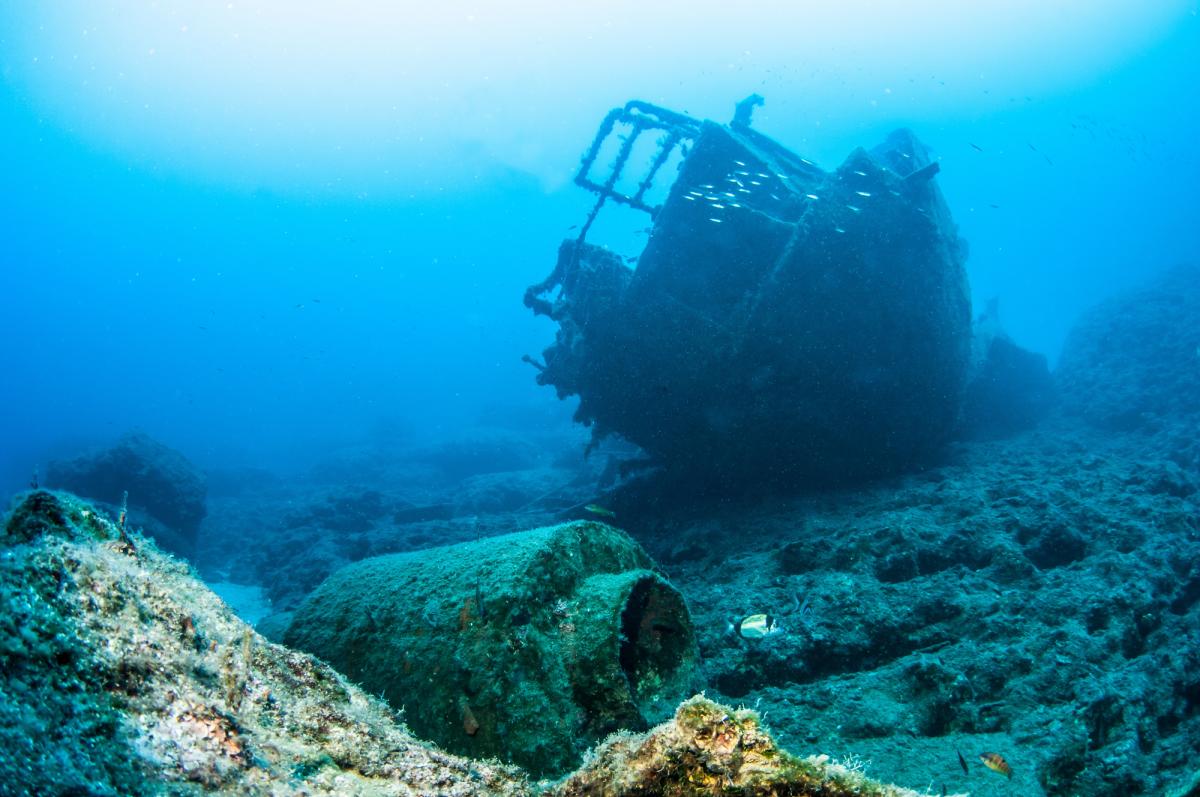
[525,100,972,487]
[284,520,701,777]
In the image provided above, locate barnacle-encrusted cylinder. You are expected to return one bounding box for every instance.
[283,520,700,777]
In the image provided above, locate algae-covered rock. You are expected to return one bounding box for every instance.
[46,431,208,557]
[0,490,529,796]
[557,696,957,797]
[284,521,702,777]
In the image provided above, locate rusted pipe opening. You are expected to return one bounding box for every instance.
[618,576,694,715]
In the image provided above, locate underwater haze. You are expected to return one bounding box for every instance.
[3,3,1200,796]
[1,1,1197,485]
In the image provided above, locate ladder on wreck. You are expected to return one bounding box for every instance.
[573,100,703,242]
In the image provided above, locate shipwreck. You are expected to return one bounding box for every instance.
[525,97,1047,488]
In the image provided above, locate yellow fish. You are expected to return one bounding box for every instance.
[979,752,1012,778]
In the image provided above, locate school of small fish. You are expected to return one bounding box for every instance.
[677,152,893,235]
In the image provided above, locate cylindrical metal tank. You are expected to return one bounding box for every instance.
[283,520,700,777]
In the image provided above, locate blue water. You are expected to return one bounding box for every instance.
[1,2,1197,487]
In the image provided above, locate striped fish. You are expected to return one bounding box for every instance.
[979,752,1012,778]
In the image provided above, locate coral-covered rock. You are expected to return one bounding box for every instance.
[46,431,207,557]
[0,491,529,795]
[557,696,949,797]
[1056,264,1200,431]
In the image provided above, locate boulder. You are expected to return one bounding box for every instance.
[46,431,206,557]
[403,427,547,481]
[1056,264,1200,431]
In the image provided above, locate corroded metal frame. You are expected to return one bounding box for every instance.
[573,100,702,241]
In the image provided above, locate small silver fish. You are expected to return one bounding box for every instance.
[805,194,819,200]
[709,217,723,223]
[855,191,871,197]
[847,205,861,213]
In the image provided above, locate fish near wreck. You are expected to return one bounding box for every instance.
[524,98,976,490]
[728,612,784,640]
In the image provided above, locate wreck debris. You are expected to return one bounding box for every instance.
[526,98,975,487]
[284,520,701,777]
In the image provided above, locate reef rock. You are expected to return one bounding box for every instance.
[643,422,1200,796]
[1056,263,1200,431]
[0,490,935,796]
[46,431,207,557]
[452,467,566,515]
[0,491,527,796]
[556,696,948,797]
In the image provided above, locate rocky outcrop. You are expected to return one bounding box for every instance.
[1056,264,1200,432]
[46,431,207,557]
[0,491,527,796]
[556,696,944,797]
[640,422,1200,796]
